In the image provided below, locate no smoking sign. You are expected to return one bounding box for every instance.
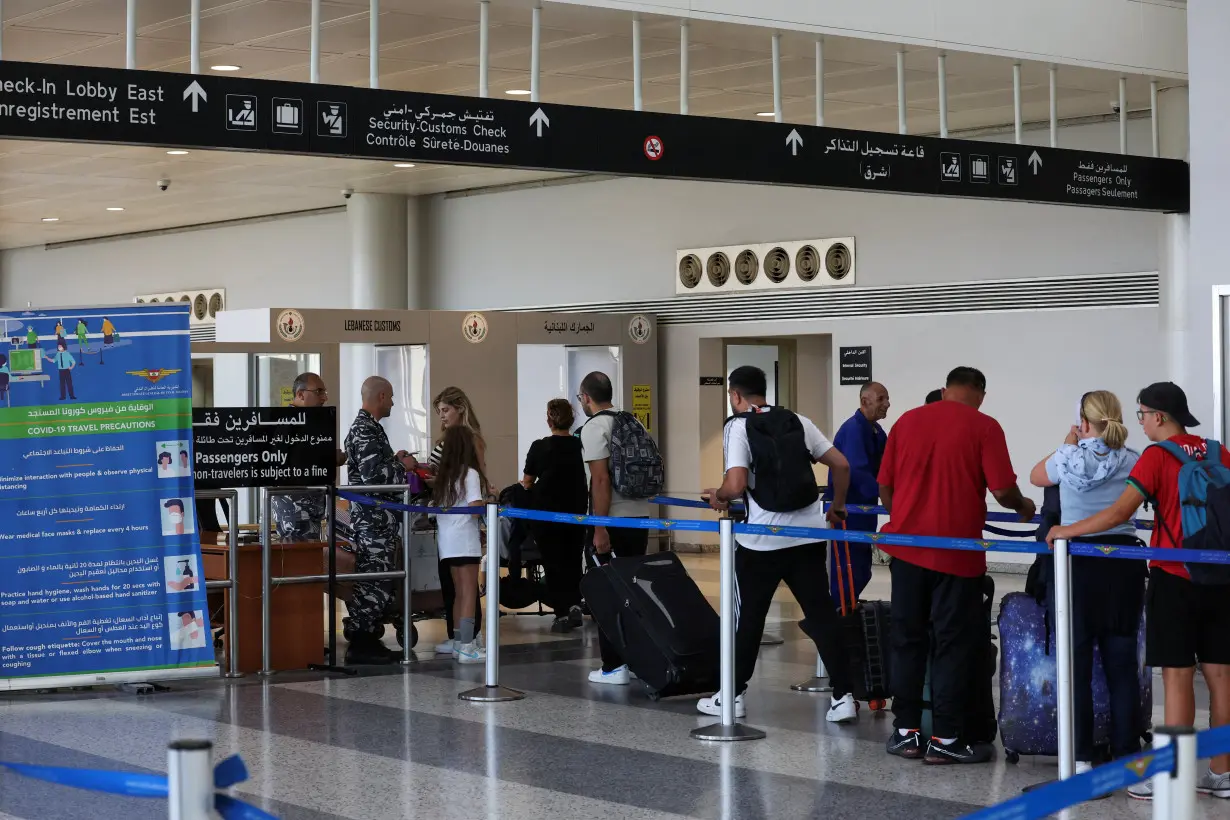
[643,135,664,161]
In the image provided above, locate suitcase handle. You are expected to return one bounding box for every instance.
[834,521,856,616]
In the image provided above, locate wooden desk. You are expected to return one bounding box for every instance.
[202,534,325,674]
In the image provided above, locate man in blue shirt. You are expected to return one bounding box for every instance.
[45,340,77,401]
[823,382,890,606]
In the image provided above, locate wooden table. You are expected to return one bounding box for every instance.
[201,533,325,674]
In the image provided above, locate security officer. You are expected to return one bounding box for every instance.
[343,376,415,665]
[271,372,344,542]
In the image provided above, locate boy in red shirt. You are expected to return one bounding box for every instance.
[878,367,1036,764]
[1048,382,1230,800]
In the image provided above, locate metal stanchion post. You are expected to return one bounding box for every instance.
[1053,538,1075,780]
[225,489,241,678]
[259,487,273,677]
[459,502,524,702]
[166,739,213,820]
[692,517,766,741]
[1152,727,1197,820]
[401,489,413,666]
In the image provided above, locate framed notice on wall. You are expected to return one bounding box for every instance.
[192,407,337,488]
[839,347,873,385]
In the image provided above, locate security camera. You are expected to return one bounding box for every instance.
[1110,101,1122,115]
[157,178,171,192]
[342,188,354,200]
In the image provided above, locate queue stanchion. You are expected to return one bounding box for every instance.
[166,739,212,820]
[1152,727,1197,820]
[259,487,273,677]
[401,488,414,666]
[459,502,524,702]
[224,489,241,678]
[1053,538,1075,781]
[692,516,766,741]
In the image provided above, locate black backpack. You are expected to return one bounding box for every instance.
[732,408,819,513]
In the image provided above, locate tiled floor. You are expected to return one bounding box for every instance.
[0,557,1221,819]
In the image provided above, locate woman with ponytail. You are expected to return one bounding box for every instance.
[1030,390,1147,774]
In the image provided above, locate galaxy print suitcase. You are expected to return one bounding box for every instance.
[997,592,1152,763]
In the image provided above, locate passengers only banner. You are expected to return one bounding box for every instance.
[0,303,214,689]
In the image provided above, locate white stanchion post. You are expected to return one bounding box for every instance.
[459,503,524,702]
[1053,538,1075,780]
[167,739,213,820]
[1152,727,1197,820]
[259,488,273,677]
[225,489,241,678]
[692,517,766,741]
[401,489,413,666]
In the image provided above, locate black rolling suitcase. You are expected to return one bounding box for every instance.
[580,552,719,700]
[829,532,892,709]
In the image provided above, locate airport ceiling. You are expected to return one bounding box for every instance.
[1,0,1182,249]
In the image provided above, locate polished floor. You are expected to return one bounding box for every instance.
[0,556,1222,819]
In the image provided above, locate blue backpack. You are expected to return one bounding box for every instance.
[1150,440,1230,585]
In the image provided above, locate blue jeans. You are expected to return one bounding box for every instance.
[1074,631,1141,762]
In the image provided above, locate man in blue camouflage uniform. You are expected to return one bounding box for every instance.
[271,372,336,542]
[343,375,414,665]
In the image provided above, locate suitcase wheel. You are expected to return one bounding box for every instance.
[868,698,887,712]
[1005,750,1020,765]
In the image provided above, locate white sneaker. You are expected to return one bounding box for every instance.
[826,693,858,723]
[588,665,630,686]
[1126,779,1153,801]
[1197,767,1230,798]
[696,692,746,718]
[454,641,486,664]
[1075,761,1093,775]
[435,639,455,655]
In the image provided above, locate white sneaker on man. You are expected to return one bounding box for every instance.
[696,693,746,718]
[435,639,455,655]
[454,641,486,664]
[825,694,858,723]
[588,665,630,686]
[1126,779,1153,801]
[1197,767,1230,798]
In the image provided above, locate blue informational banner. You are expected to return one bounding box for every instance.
[0,304,214,689]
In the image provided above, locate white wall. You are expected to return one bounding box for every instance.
[549,0,1187,78]
[0,210,349,310]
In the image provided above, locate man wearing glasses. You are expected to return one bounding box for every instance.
[271,372,346,542]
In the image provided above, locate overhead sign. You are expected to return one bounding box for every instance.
[839,347,873,386]
[0,60,1189,212]
[192,407,337,488]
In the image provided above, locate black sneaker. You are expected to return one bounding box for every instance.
[344,635,397,666]
[568,605,584,628]
[550,615,574,633]
[886,729,925,760]
[923,738,994,765]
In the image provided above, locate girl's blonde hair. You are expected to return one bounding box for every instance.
[1081,390,1128,450]
[433,386,482,435]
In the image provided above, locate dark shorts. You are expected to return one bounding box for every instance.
[1145,566,1230,667]
[440,556,481,568]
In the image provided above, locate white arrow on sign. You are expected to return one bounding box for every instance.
[183,80,207,113]
[786,128,803,156]
[529,107,550,138]
[1028,150,1042,175]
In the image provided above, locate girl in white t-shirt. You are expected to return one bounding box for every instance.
[431,425,488,664]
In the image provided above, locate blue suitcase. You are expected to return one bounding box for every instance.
[997,591,1152,763]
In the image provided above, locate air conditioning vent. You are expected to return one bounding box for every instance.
[826,242,853,280]
[675,238,855,295]
[135,288,226,341]
[706,252,730,288]
[678,254,702,289]
[765,247,790,283]
[734,250,758,285]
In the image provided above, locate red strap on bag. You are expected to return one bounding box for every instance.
[834,520,856,616]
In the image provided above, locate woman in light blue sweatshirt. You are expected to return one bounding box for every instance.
[1030,390,1147,773]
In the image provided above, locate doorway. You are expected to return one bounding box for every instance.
[515,344,622,473]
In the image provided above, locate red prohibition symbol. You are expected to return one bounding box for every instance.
[643,135,664,161]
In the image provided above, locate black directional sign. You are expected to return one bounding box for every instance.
[0,60,1189,212]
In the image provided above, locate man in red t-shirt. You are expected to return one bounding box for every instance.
[1049,382,1230,799]
[878,366,1036,765]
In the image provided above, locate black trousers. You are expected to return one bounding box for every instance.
[58,369,75,400]
[588,524,649,671]
[439,558,481,640]
[889,558,985,739]
[536,522,584,616]
[734,542,851,698]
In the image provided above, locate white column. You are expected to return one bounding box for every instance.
[1013,63,1023,144]
[896,49,906,134]
[369,0,379,88]
[771,33,782,123]
[632,15,643,111]
[189,0,200,74]
[530,3,541,103]
[1119,76,1128,154]
[310,0,321,83]
[126,0,136,69]
[1158,84,1191,390]
[478,0,490,98]
[680,20,690,115]
[814,39,824,127]
[1151,80,1160,157]
[1049,65,1058,147]
[937,53,948,138]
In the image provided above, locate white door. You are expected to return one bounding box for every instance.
[567,346,622,432]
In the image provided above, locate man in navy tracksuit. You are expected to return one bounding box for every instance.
[823,382,890,606]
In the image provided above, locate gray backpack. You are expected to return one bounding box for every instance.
[594,410,664,499]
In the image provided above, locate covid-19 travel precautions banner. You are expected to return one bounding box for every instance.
[0,303,215,690]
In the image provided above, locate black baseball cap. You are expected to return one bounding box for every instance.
[1138,382,1200,428]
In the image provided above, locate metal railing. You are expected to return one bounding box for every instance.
[198,488,241,679]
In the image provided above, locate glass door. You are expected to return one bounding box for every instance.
[252,352,320,407]
[374,345,430,459]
